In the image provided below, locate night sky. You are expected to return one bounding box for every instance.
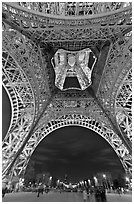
[31,126,125,182]
[2,86,125,182]
[2,87,11,139]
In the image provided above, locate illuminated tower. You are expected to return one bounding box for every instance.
[2,2,132,180]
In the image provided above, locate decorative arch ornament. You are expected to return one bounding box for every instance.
[11,113,131,177]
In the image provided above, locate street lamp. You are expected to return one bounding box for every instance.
[94,177,97,181]
[57,179,60,184]
[125,177,129,189]
[126,177,129,182]
[102,174,108,189]
[88,179,91,185]
[94,177,98,186]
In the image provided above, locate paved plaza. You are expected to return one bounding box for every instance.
[2,191,132,202]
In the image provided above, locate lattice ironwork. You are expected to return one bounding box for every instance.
[2,23,55,178]
[2,2,132,179]
[2,22,51,117]
[2,49,35,176]
[2,3,132,43]
[97,33,132,114]
[115,69,132,142]
[11,113,131,177]
[51,48,97,91]
[33,96,113,133]
[18,2,131,16]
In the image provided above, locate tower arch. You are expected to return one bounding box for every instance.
[115,68,132,142]
[12,113,131,177]
[2,2,132,183]
[2,48,35,176]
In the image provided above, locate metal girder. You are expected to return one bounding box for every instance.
[2,3,132,43]
[2,2,132,179]
[2,22,51,116]
[95,32,132,151]
[3,90,57,178]
[91,89,131,153]
[2,50,35,178]
[2,22,53,178]
[115,69,132,142]
[11,108,132,177]
[17,2,131,17]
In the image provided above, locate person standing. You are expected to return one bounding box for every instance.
[95,187,101,202]
[100,186,107,202]
[37,184,42,197]
[83,189,87,202]
[2,182,7,198]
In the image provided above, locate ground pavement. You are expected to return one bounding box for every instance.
[2,191,132,202]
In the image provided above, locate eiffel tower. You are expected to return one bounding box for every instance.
[2,2,132,181]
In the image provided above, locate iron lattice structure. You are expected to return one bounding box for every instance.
[2,2,132,179]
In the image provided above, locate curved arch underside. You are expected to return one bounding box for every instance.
[2,86,12,139]
[2,49,35,176]
[2,2,132,179]
[12,114,131,177]
[28,126,126,180]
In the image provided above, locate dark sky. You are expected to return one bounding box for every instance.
[2,86,125,183]
[31,126,125,182]
[2,86,11,139]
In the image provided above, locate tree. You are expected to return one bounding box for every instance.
[117,174,125,187]
[113,174,125,189]
[24,161,35,186]
[113,179,119,189]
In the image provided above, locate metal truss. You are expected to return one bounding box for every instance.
[97,33,132,107]
[96,32,132,149]
[9,95,132,177]
[115,69,132,142]
[12,113,131,177]
[2,22,51,118]
[2,2,132,179]
[18,2,131,16]
[52,48,97,91]
[2,3,131,43]
[2,23,55,178]
[2,49,35,177]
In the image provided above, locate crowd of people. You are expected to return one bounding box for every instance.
[35,184,107,201]
[3,181,129,202]
[36,184,50,197]
[82,186,106,202]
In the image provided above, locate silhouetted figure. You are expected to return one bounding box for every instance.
[37,186,40,197]
[95,187,101,202]
[117,188,121,196]
[2,187,7,198]
[100,186,107,202]
[86,188,90,201]
[90,189,94,201]
[83,189,87,202]
[37,185,43,197]
[45,186,49,193]
[2,182,7,198]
